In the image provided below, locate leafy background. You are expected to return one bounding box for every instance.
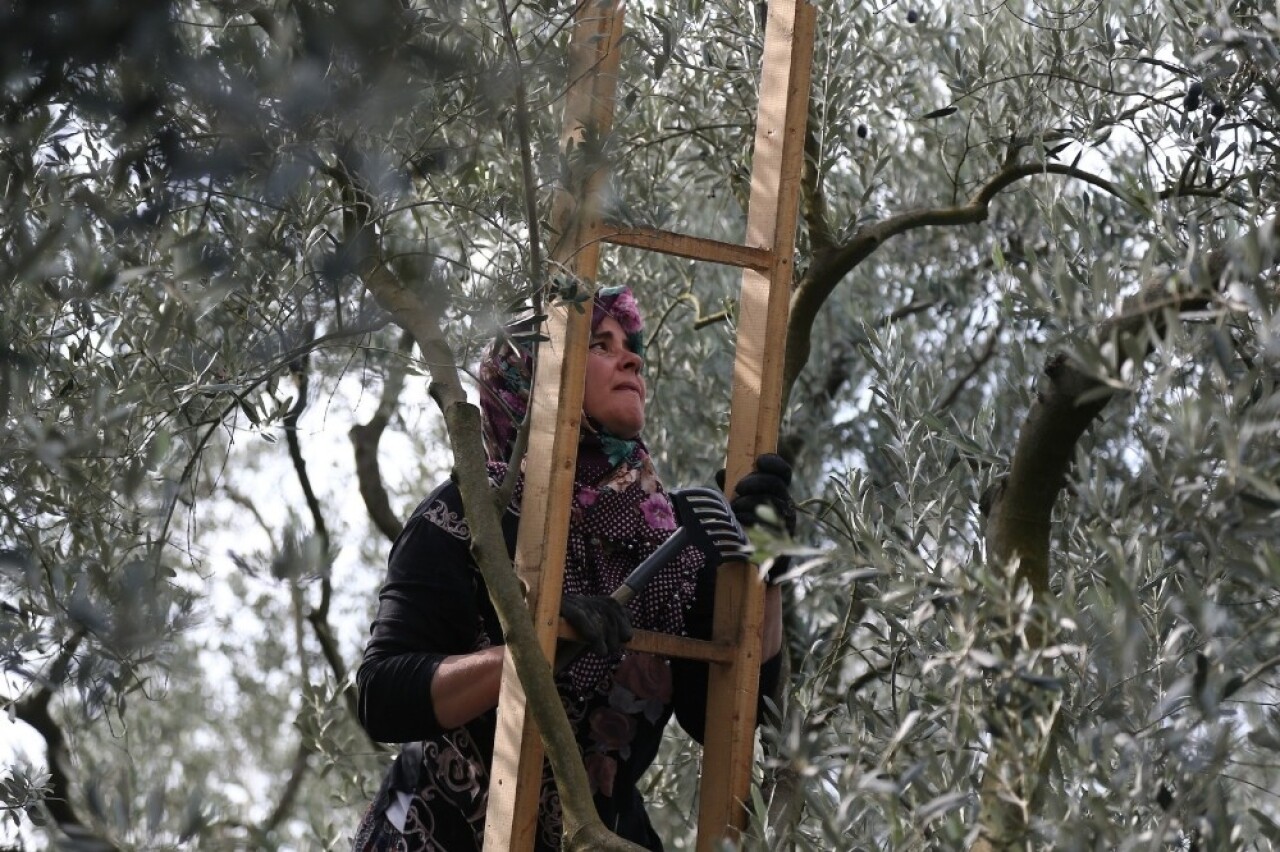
[3,0,1280,849]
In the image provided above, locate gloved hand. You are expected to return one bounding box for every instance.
[716,453,797,584]
[716,453,797,536]
[559,594,633,657]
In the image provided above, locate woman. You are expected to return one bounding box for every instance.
[352,286,792,851]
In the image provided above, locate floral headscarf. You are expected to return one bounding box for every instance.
[475,286,700,696]
[478,285,645,464]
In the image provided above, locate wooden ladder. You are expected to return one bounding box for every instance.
[481,1,815,849]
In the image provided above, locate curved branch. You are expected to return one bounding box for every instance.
[246,8,286,47]
[973,217,1280,851]
[972,162,1136,208]
[350,331,414,543]
[786,161,1148,405]
[986,216,1280,592]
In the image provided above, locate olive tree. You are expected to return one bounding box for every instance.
[4,0,1280,850]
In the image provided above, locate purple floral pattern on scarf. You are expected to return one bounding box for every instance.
[593,285,645,358]
[638,493,676,531]
[477,337,533,465]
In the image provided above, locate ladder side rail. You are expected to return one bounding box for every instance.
[482,2,628,850]
[482,303,592,852]
[696,2,816,849]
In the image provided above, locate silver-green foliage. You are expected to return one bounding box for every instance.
[3,0,1280,849]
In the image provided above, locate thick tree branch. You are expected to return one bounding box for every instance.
[987,218,1279,592]
[331,163,639,848]
[786,161,1147,406]
[349,330,414,542]
[973,217,1280,851]
[247,7,286,48]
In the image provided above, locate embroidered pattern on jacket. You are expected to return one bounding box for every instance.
[423,499,470,541]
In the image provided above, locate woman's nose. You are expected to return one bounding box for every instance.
[621,349,643,372]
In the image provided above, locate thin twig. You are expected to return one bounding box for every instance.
[495,0,545,298]
[936,321,1004,412]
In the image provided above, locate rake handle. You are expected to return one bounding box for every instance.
[554,525,692,673]
[612,525,691,605]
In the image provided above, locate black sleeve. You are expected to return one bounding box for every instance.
[356,483,487,743]
[671,564,783,745]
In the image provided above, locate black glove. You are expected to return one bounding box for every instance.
[716,453,797,536]
[717,453,797,583]
[559,594,633,657]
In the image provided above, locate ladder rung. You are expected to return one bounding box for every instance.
[602,224,773,271]
[557,625,736,663]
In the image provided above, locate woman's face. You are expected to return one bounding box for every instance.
[583,314,645,438]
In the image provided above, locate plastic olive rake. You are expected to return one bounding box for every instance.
[554,487,750,672]
[614,487,751,604]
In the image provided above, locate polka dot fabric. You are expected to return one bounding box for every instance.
[488,436,700,695]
